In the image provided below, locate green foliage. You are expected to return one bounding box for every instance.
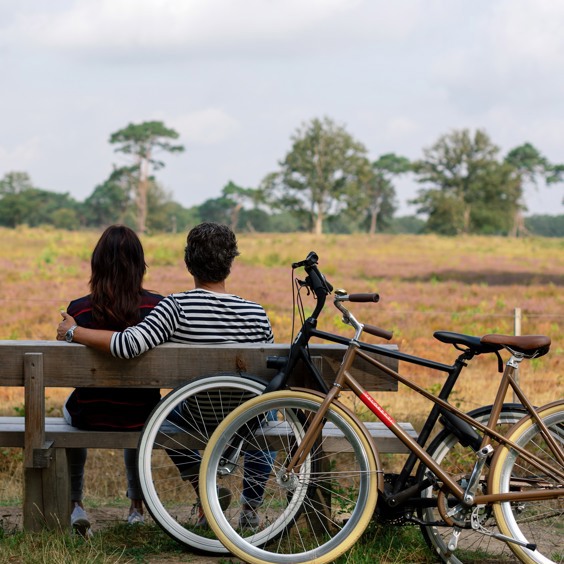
[109,121,185,233]
[386,215,425,234]
[83,167,133,227]
[412,129,523,235]
[109,121,184,166]
[263,116,370,234]
[525,214,564,237]
[0,173,81,229]
[354,152,411,234]
[1,121,561,235]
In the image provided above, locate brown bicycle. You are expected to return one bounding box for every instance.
[199,252,563,564]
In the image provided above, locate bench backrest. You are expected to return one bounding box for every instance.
[0,340,398,390]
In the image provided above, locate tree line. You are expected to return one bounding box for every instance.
[0,117,562,236]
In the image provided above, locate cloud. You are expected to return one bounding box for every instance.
[430,0,564,113]
[3,0,418,60]
[490,0,564,72]
[173,108,240,145]
[0,137,42,174]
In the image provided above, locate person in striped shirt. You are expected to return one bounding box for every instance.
[57,222,274,528]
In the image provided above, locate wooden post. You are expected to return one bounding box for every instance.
[513,308,522,403]
[23,353,46,531]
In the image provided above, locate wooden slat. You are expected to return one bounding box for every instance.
[0,417,416,453]
[0,341,398,391]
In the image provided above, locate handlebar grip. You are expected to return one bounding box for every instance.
[348,293,380,303]
[363,324,393,341]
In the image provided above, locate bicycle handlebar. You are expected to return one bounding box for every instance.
[348,293,380,303]
[292,252,393,341]
[363,324,393,341]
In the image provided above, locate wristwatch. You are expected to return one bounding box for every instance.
[65,325,78,343]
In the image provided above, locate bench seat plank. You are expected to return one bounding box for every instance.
[0,417,416,453]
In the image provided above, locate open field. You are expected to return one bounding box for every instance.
[0,227,562,561]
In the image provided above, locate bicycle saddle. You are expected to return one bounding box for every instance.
[481,334,551,358]
[434,331,503,354]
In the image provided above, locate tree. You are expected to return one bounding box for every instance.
[0,171,34,195]
[0,172,80,228]
[83,167,133,227]
[109,121,184,233]
[356,153,409,234]
[263,117,369,234]
[505,143,564,235]
[198,181,267,231]
[412,129,521,235]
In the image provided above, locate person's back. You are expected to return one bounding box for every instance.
[110,223,273,358]
[62,225,164,536]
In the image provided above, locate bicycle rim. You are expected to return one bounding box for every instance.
[137,373,267,554]
[200,390,379,564]
[491,401,564,564]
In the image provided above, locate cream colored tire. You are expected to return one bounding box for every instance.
[200,390,379,564]
[491,401,564,564]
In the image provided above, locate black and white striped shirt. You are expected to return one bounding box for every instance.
[110,289,274,358]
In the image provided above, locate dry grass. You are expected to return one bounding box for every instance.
[0,227,562,508]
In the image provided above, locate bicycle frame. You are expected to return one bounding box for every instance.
[268,311,482,493]
[282,336,564,506]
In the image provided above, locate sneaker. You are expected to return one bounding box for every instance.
[239,506,260,529]
[127,509,145,525]
[195,486,232,528]
[71,504,93,538]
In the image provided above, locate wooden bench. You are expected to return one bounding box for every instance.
[0,340,413,532]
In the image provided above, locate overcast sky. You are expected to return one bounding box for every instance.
[1,0,563,217]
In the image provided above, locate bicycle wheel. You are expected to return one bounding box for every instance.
[417,404,527,563]
[137,373,267,554]
[491,400,564,564]
[199,390,379,564]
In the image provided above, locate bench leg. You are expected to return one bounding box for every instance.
[23,449,70,531]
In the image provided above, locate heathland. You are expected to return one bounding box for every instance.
[0,227,562,553]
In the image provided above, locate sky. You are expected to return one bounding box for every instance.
[1,0,563,217]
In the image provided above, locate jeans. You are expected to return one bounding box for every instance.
[165,405,276,506]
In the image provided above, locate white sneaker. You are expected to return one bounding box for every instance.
[71,504,93,538]
[127,509,145,525]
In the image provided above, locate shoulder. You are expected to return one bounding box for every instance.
[67,295,92,317]
[140,290,165,306]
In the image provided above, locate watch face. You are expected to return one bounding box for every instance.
[65,328,74,343]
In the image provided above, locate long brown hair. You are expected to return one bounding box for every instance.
[89,225,147,330]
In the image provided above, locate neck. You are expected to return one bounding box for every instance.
[194,279,227,293]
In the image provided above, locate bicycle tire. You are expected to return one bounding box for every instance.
[137,373,268,554]
[199,390,379,564]
[491,400,564,564]
[417,404,527,563]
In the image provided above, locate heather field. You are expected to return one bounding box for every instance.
[0,226,562,528]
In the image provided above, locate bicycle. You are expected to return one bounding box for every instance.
[198,252,563,564]
[137,372,271,554]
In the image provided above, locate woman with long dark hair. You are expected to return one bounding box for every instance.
[62,225,163,536]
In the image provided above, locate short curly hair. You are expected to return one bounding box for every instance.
[184,222,240,283]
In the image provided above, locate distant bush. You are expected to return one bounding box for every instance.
[525,214,564,237]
